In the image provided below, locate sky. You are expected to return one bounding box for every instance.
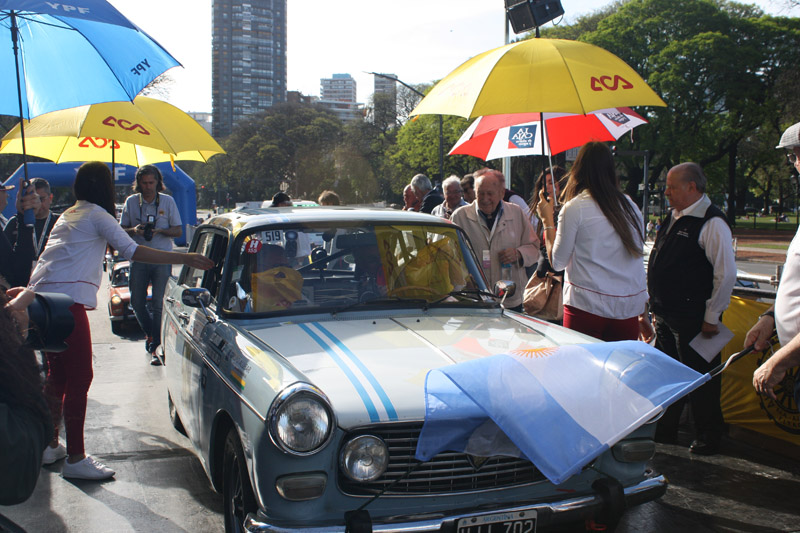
[109,0,797,114]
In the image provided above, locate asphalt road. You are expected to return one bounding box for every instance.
[2,267,799,532]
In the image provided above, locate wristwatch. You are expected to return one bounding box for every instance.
[758,310,775,320]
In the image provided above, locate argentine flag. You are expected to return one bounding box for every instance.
[415,341,708,485]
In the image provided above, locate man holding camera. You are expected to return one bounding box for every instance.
[121,166,182,365]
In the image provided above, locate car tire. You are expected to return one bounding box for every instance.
[111,320,122,335]
[167,392,187,436]
[223,428,257,533]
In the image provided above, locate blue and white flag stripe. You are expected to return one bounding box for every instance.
[298,322,398,423]
[415,341,708,485]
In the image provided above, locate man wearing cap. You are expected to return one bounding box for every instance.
[747,121,800,411]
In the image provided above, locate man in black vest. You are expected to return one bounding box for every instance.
[648,162,736,455]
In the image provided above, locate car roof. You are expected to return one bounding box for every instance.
[201,206,455,235]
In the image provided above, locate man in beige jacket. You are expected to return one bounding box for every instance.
[452,169,538,311]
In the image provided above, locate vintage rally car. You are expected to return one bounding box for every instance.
[108,260,152,335]
[163,207,666,532]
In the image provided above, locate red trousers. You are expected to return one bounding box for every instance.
[44,304,93,456]
[563,305,639,342]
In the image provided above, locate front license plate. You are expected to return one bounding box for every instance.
[457,509,537,533]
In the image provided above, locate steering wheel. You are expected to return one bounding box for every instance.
[388,285,438,298]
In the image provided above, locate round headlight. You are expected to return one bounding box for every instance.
[270,387,333,455]
[110,295,122,305]
[340,435,388,482]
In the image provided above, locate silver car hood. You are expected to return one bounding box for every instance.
[246,312,588,429]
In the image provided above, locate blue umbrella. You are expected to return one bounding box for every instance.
[0,0,181,214]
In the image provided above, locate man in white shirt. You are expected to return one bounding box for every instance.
[748,121,800,409]
[120,165,182,365]
[648,162,736,455]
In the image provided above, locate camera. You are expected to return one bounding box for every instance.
[143,214,156,241]
[26,292,75,352]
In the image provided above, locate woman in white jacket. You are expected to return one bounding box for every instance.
[536,142,653,342]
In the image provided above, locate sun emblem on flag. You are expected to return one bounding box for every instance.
[510,347,558,358]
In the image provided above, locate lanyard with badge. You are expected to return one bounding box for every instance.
[32,211,52,256]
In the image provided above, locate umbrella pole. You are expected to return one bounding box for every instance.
[10,11,34,226]
[540,115,558,208]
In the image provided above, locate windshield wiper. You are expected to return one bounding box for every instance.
[332,296,430,315]
[424,289,500,310]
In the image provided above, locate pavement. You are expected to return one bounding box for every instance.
[0,272,224,533]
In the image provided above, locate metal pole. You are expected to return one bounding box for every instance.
[642,151,649,238]
[438,116,444,183]
[501,13,511,188]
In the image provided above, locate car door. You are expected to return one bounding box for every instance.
[163,228,229,448]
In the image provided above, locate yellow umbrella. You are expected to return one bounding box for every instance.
[0,95,224,167]
[411,38,667,119]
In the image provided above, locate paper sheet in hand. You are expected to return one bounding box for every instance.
[689,323,734,363]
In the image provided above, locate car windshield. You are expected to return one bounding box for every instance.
[223,223,491,315]
[111,267,129,287]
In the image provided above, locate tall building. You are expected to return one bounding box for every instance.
[373,73,397,102]
[212,0,287,139]
[371,73,397,125]
[318,73,362,123]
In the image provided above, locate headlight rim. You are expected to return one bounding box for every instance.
[339,434,389,483]
[268,382,335,456]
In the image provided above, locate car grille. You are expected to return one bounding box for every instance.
[339,422,545,496]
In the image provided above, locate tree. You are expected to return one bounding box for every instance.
[194,103,342,205]
[543,0,800,221]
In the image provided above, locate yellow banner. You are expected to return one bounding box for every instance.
[721,296,800,444]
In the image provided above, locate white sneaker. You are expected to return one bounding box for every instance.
[42,442,67,465]
[61,455,115,480]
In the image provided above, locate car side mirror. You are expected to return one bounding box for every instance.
[182,288,215,323]
[493,280,516,307]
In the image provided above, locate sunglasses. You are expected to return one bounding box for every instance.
[788,153,798,165]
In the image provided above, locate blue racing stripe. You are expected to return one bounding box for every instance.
[313,322,398,421]
[298,323,380,423]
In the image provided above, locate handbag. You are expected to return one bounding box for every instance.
[523,271,563,321]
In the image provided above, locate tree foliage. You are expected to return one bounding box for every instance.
[543,0,800,217]
[190,0,798,215]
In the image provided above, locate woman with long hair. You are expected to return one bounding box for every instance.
[535,142,652,341]
[28,161,213,480]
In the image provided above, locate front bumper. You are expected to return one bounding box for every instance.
[244,474,666,532]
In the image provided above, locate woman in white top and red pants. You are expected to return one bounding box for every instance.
[536,142,653,342]
[29,162,213,480]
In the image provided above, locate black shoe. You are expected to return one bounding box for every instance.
[150,354,162,366]
[689,439,719,456]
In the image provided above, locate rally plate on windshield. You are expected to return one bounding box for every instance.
[457,509,537,533]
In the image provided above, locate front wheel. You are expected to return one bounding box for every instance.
[223,428,257,533]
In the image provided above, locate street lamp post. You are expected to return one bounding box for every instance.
[369,72,444,183]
